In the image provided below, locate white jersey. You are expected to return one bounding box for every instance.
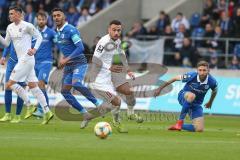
[0,20,42,60]
[91,34,124,94]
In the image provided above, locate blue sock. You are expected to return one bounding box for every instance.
[73,82,100,107]
[61,90,87,113]
[37,104,43,113]
[179,101,191,120]
[182,124,195,132]
[4,90,12,113]
[16,96,24,115]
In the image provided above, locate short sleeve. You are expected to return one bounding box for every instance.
[180,72,195,83]
[210,79,218,92]
[94,39,105,58]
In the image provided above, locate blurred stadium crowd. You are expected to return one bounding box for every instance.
[126,0,240,69]
[0,0,240,69]
[0,0,115,29]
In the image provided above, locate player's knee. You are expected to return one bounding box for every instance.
[127,89,133,95]
[184,92,196,103]
[5,81,14,90]
[28,82,37,89]
[61,89,70,96]
[38,81,46,89]
[5,83,11,90]
[111,96,121,106]
[117,83,133,95]
[120,88,132,96]
[62,85,72,91]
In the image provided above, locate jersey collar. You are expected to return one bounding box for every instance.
[108,34,120,44]
[197,75,209,85]
[57,22,68,32]
[38,25,47,33]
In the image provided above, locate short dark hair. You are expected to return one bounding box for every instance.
[177,12,183,16]
[197,61,209,68]
[109,20,122,26]
[81,6,89,11]
[51,8,64,14]
[36,12,47,19]
[9,6,23,13]
[159,11,165,15]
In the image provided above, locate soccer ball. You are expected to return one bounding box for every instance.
[94,122,112,139]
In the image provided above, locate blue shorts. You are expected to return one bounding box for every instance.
[34,63,52,84]
[62,64,88,85]
[178,90,203,120]
[5,58,26,86]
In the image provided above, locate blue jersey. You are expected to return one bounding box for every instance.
[55,23,86,65]
[33,26,56,63]
[180,71,218,105]
[2,42,18,62]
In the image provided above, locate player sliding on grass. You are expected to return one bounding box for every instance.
[0,6,53,125]
[154,61,218,132]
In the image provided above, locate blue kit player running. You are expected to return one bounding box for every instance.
[32,12,56,117]
[52,8,101,126]
[0,42,25,123]
[155,61,218,132]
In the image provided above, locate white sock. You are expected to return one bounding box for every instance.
[10,84,31,107]
[111,106,120,115]
[111,105,120,122]
[30,87,50,113]
[127,107,134,116]
[127,109,134,116]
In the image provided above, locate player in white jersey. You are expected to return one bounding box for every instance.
[88,20,137,132]
[0,6,53,124]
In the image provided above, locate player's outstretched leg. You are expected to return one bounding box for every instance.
[72,64,101,108]
[110,97,128,133]
[33,80,48,118]
[80,89,114,129]
[28,82,53,124]
[73,82,101,107]
[111,106,128,133]
[6,81,36,120]
[10,82,25,123]
[61,88,94,127]
[116,82,143,123]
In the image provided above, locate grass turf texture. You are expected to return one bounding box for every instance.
[0,106,239,160]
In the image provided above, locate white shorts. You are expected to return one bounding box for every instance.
[10,58,38,82]
[90,83,117,96]
[90,88,116,104]
[111,72,128,88]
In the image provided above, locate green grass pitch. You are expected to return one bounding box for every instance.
[0,106,239,160]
